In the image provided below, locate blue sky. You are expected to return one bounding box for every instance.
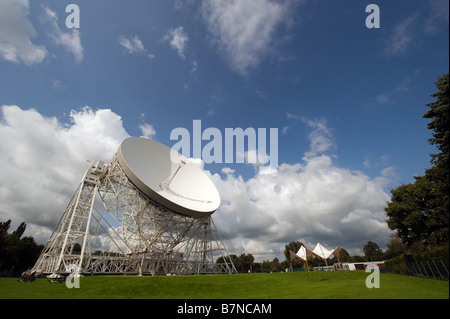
[1,0,448,260]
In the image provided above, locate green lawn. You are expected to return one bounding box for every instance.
[0,271,448,299]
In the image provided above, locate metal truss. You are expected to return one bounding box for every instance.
[33,161,104,274]
[33,156,237,276]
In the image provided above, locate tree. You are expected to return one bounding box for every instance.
[421,73,449,246]
[0,220,12,265]
[216,254,237,266]
[236,253,254,272]
[0,220,43,275]
[363,241,383,261]
[423,73,449,167]
[260,259,272,272]
[385,73,449,248]
[283,241,305,268]
[338,248,351,262]
[271,258,281,272]
[386,178,432,246]
[283,241,303,261]
[384,233,407,260]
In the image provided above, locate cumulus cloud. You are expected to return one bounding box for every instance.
[0,105,128,242]
[212,157,391,245]
[41,6,83,62]
[201,0,293,75]
[163,26,189,59]
[0,0,47,65]
[210,118,392,259]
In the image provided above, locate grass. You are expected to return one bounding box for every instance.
[0,271,448,299]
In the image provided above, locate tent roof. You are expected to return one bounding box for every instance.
[313,243,334,259]
[296,245,322,261]
[290,243,341,262]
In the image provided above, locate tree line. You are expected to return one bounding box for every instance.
[0,220,43,276]
[218,239,392,273]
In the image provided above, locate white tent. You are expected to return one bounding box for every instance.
[290,244,341,268]
[313,243,334,260]
[296,245,322,261]
[289,246,319,276]
[312,243,342,267]
[296,246,309,261]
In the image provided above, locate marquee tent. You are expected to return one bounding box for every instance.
[289,244,341,266]
[331,246,340,259]
[313,243,333,260]
[312,243,341,266]
[289,250,301,262]
[296,245,322,261]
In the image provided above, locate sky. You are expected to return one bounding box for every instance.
[0,0,448,262]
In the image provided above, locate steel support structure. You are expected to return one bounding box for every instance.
[33,155,237,276]
[33,161,104,274]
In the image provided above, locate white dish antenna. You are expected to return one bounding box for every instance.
[116,137,220,217]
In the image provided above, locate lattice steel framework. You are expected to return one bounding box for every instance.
[33,156,236,276]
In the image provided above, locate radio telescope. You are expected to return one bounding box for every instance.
[33,137,236,276]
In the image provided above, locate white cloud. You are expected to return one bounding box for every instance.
[0,0,47,65]
[163,26,189,59]
[221,167,235,175]
[189,157,205,169]
[244,149,277,175]
[209,118,392,260]
[384,2,448,58]
[384,13,419,57]
[286,112,302,120]
[212,156,392,260]
[0,105,129,242]
[41,6,83,62]
[139,122,156,139]
[381,166,397,177]
[201,0,293,75]
[191,60,198,74]
[302,118,336,159]
[119,35,146,54]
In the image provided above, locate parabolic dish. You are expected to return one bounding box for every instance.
[116,137,220,217]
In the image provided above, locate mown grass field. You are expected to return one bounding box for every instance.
[0,271,448,299]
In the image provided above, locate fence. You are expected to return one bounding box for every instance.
[385,259,449,281]
[405,259,448,281]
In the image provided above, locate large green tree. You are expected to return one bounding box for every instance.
[363,241,383,261]
[236,253,254,272]
[385,73,449,248]
[0,220,42,275]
